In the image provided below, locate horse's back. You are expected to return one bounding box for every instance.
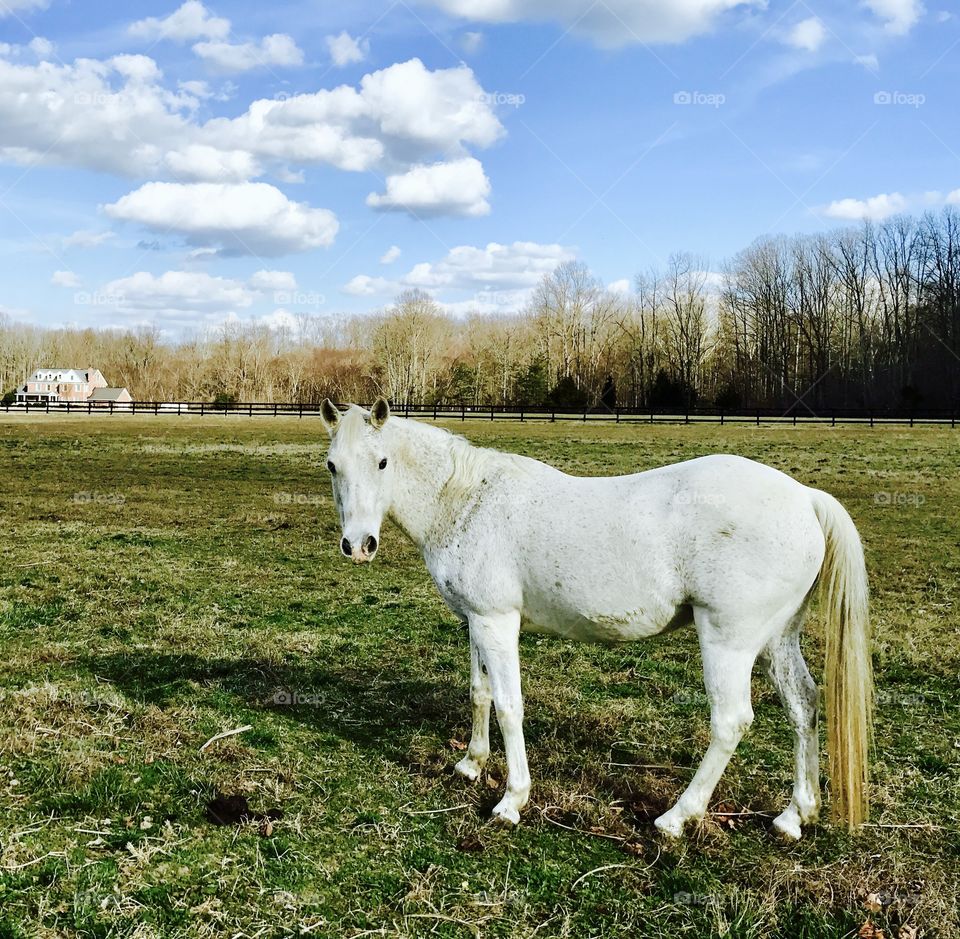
[496,453,822,640]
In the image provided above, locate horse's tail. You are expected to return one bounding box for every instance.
[810,488,873,829]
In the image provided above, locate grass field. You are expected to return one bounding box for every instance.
[0,415,957,938]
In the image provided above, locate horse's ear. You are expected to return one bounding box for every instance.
[320,399,341,436]
[370,397,390,430]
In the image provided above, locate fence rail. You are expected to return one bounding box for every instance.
[4,399,960,426]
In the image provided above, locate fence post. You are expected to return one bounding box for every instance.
[755,408,759,426]
[491,405,494,421]
[520,407,524,423]
[870,410,874,428]
[461,403,465,422]
[298,402,303,420]
[832,409,836,427]
[720,408,724,426]
[615,407,620,424]
[200,401,205,417]
[433,403,437,421]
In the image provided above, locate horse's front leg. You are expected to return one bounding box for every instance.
[454,635,492,781]
[469,610,530,825]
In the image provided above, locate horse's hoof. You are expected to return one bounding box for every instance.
[773,810,802,841]
[454,756,483,781]
[653,811,685,839]
[491,800,521,826]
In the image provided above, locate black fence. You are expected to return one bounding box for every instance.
[4,399,960,426]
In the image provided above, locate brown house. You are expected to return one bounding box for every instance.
[16,368,132,405]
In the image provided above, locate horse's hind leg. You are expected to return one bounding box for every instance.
[654,609,759,838]
[759,625,821,840]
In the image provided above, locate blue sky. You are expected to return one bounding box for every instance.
[0,0,956,334]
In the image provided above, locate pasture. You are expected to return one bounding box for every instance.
[0,415,956,938]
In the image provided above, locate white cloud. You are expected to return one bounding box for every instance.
[259,308,299,331]
[343,274,391,296]
[608,278,631,294]
[820,191,908,221]
[28,37,54,58]
[51,270,81,288]
[784,17,826,52]
[165,144,261,181]
[63,229,114,249]
[344,240,576,299]
[104,181,339,256]
[129,1,230,42]
[249,269,297,291]
[193,34,304,72]
[367,157,491,217]
[110,54,163,83]
[103,270,256,318]
[0,0,47,15]
[0,55,193,177]
[461,31,484,53]
[0,54,503,217]
[380,245,402,264]
[862,0,924,35]
[326,31,369,67]
[401,240,575,290]
[420,0,761,45]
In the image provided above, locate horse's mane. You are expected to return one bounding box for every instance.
[389,415,533,503]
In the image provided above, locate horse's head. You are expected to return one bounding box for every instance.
[320,397,392,564]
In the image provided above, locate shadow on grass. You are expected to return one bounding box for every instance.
[81,649,466,761]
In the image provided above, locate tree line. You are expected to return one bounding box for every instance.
[3,208,960,413]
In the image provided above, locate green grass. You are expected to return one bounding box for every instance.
[0,415,957,937]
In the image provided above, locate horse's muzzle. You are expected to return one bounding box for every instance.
[341,534,378,563]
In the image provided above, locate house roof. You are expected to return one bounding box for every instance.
[88,387,130,401]
[29,368,89,383]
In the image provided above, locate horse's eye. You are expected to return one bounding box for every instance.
[327,460,336,475]
[378,458,388,470]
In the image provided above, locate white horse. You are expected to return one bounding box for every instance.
[320,398,872,840]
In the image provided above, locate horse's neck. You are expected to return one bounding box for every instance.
[386,420,460,549]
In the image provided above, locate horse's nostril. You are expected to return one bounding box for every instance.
[364,535,378,554]
[340,537,351,556]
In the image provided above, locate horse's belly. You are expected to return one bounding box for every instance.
[520,593,686,643]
